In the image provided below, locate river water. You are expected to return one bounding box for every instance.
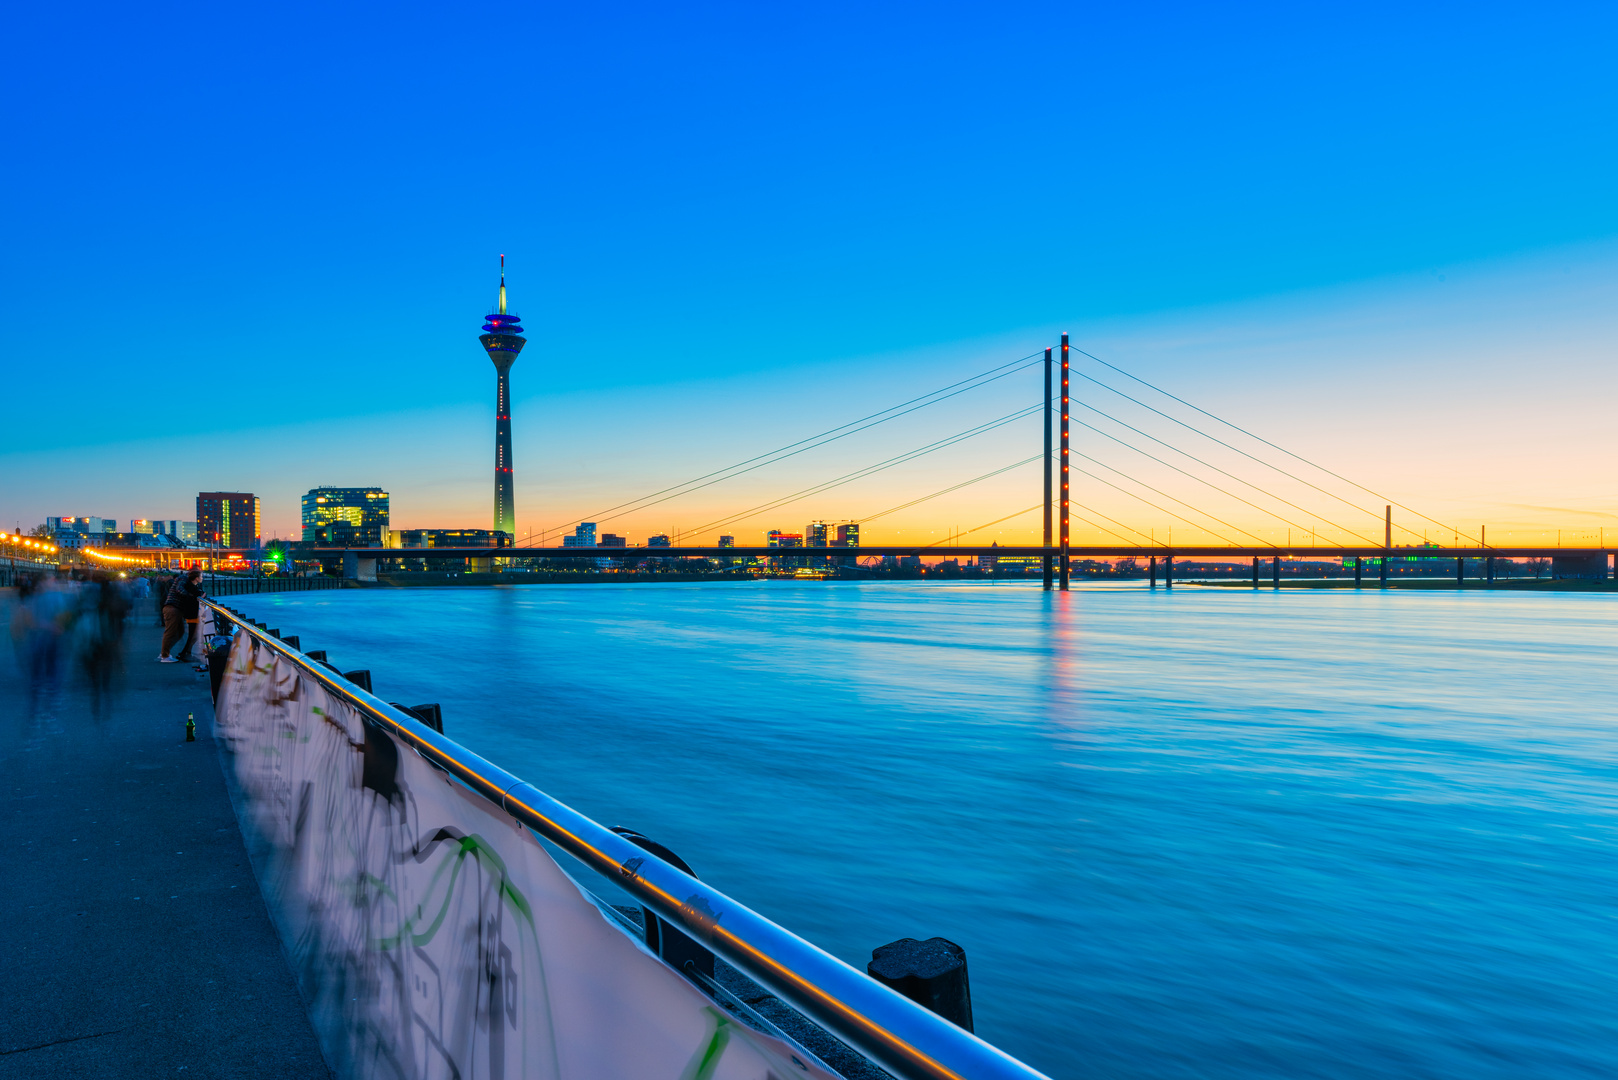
[237,581,1617,1079]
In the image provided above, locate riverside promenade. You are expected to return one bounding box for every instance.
[0,596,326,1077]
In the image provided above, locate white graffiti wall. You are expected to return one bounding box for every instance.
[214,630,837,1080]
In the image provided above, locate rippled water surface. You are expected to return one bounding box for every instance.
[240,581,1618,1079]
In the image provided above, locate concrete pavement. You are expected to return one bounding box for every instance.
[0,593,328,1078]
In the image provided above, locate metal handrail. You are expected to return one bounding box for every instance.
[204,600,1052,1080]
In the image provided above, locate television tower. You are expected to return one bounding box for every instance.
[479,255,526,538]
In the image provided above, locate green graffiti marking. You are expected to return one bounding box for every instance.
[373,833,535,950]
[679,1008,733,1080]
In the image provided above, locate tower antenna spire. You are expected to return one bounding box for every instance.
[498,253,507,316]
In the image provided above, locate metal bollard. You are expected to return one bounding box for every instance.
[343,669,373,693]
[868,937,973,1032]
[282,635,300,651]
[306,649,328,662]
[609,827,715,979]
[208,649,228,704]
[390,702,444,734]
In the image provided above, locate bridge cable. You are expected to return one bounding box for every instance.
[1070,346,1479,545]
[1072,368,1430,545]
[523,351,1045,545]
[1070,413,1383,546]
[859,456,1042,526]
[1066,456,1248,546]
[1067,500,1158,547]
[674,404,1044,542]
[1071,450,1274,546]
[921,504,1043,548]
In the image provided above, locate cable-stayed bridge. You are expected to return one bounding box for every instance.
[122,334,1612,587]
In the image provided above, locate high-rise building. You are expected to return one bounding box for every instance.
[301,486,390,546]
[134,519,196,542]
[805,521,858,565]
[478,255,526,539]
[197,492,261,549]
[47,516,114,534]
[767,529,804,570]
[46,517,114,550]
[831,522,859,566]
[562,523,597,548]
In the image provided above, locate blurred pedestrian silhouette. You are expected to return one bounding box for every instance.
[11,572,73,716]
[77,571,131,719]
[152,570,173,627]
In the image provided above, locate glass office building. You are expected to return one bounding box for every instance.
[302,487,390,547]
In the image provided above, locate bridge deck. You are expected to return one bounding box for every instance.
[314,544,1612,559]
[0,598,326,1077]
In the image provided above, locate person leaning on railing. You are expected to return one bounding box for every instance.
[159,568,205,664]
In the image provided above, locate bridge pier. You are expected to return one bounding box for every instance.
[1380,554,1388,588]
[1252,555,1259,589]
[1456,557,1464,585]
[1149,556,1156,588]
[1272,555,1280,589]
[1165,555,1173,589]
[1353,556,1362,587]
[341,550,377,583]
[1486,556,1494,584]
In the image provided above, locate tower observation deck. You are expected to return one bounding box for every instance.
[479,255,526,537]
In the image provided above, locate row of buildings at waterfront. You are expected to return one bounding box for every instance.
[45,486,864,559]
[43,491,260,550]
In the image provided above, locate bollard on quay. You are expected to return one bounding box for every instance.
[609,827,715,979]
[305,650,342,674]
[391,702,444,734]
[343,670,373,693]
[208,649,229,704]
[282,635,300,651]
[868,937,973,1032]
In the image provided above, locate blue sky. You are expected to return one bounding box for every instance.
[4,2,1617,543]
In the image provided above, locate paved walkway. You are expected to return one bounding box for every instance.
[0,594,327,1078]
